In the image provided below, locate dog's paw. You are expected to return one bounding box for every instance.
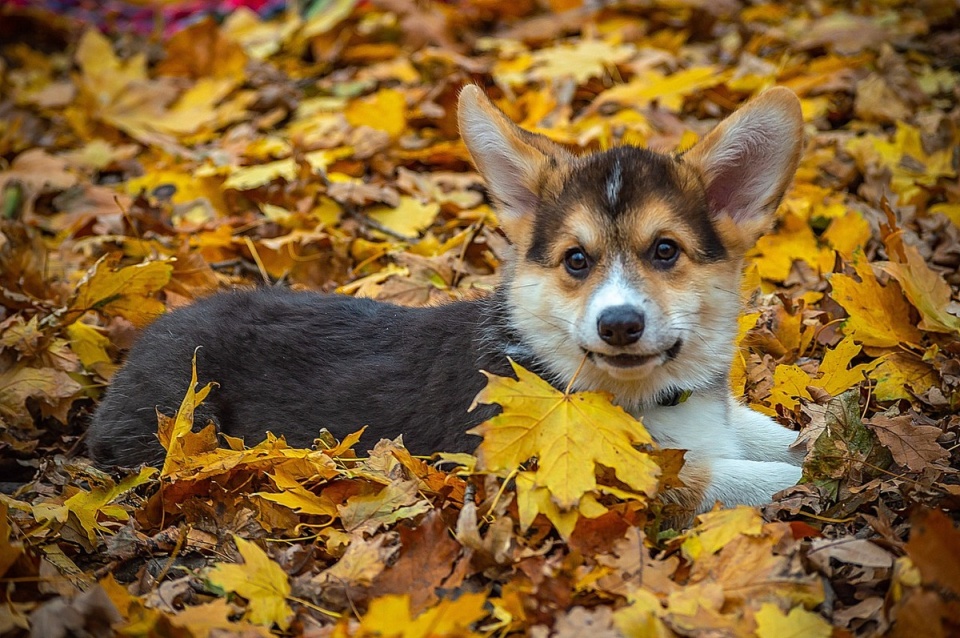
[699,459,802,513]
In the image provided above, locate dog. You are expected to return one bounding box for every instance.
[87,85,805,514]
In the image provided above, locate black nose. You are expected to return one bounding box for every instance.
[597,306,645,346]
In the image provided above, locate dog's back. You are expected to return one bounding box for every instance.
[87,288,506,466]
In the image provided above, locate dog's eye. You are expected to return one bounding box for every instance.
[653,239,680,265]
[563,247,590,276]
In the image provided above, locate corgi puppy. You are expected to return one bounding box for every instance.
[88,85,805,514]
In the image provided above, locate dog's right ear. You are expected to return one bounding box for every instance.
[458,85,570,236]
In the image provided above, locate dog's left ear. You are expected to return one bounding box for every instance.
[684,87,803,242]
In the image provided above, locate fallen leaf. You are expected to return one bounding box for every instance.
[866,412,950,472]
[829,255,923,347]
[754,603,832,638]
[338,480,431,535]
[70,255,173,327]
[207,535,293,630]
[471,360,659,510]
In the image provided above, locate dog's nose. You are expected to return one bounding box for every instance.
[597,306,645,346]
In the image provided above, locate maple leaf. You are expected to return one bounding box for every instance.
[255,468,339,519]
[592,66,725,112]
[160,348,217,476]
[828,255,922,348]
[366,196,441,239]
[748,213,836,282]
[345,88,407,138]
[800,390,892,498]
[0,502,24,578]
[206,535,294,630]
[864,411,949,472]
[70,255,173,328]
[765,337,880,413]
[879,230,960,335]
[754,603,832,638]
[338,480,431,535]
[471,360,660,513]
[62,467,156,543]
[681,506,764,562]
[170,599,273,638]
[0,365,82,427]
[309,534,397,608]
[357,592,487,638]
[872,352,939,402]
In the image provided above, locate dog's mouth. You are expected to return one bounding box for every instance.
[586,340,683,369]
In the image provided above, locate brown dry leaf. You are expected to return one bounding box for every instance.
[367,510,465,612]
[864,411,950,472]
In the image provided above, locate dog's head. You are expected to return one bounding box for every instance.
[458,86,803,405]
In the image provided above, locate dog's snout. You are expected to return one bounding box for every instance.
[597,306,644,346]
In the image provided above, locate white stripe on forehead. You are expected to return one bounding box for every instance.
[586,259,647,321]
[606,157,623,209]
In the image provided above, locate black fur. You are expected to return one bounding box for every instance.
[87,288,524,467]
[527,147,727,266]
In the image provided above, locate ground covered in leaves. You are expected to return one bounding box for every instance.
[2,1,960,636]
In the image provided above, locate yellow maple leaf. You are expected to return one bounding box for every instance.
[345,88,407,138]
[765,337,880,413]
[171,599,273,637]
[764,364,814,415]
[828,255,922,347]
[873,352,939,402]
[470,360,659,511]
[593,66,724,112]
[527,40,636,85]
[613,587,672,638]
[75,29,148,106]
[62,467,157,543]
[124,169,228,215]
[160,348,216,477]
[366,196,440,239]
[817,337,882,396]
[255,469,338,520]
[338,480,431,535]
[845,122,955,205]
[681,506,764,562]
[207,535,293,630]
[754,603,832,638]
[71,255,173,327]
[65,321,114,377]
[823,211,872,257]
[730,311,761,396]
[748,213,835,282]
[358,592,487,638]
[879,233,960,335]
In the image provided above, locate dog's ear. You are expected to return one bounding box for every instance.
[458,85,570,236]
[684,87,803,242]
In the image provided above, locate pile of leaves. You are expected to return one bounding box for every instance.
[2,0,959,635]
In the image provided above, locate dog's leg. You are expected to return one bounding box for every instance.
[680,456,802,514]
[727,400,805,465]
